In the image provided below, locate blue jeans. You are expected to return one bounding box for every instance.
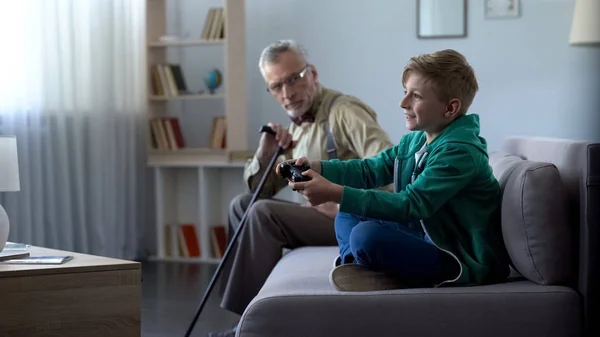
[334,212,455,286]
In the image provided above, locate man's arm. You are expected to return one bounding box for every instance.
[324,99,395,191]
[337,144,477,223]
[243,150,291,198]
[331,100,394,159]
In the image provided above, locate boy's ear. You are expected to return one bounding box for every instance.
[444,98,462,118]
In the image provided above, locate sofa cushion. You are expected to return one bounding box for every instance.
[489,152,571,285]
[238,247,580,337]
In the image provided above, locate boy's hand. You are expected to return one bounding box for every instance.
[289,170,343,206]
[275,157,310,176]
[275,157,322,176]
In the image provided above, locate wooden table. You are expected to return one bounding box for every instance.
[0,246,141,337]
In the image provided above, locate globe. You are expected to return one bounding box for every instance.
[204,69,222,94]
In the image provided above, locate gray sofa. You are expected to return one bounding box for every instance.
[236,136,599,337]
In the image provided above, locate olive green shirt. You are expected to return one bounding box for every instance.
[244,84,394,199]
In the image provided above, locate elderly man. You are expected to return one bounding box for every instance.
[209,39,393,337]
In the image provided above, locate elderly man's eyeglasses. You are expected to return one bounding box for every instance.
[266,65,310,94]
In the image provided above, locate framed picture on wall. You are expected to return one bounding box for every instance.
[485,0,520,19]
[417,0,468,39]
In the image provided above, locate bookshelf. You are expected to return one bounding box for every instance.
[145,0,253,263]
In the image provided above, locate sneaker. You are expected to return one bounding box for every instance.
[329,263,405,292]
[333,255,341,268]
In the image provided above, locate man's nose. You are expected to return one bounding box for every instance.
[282,84,294,100]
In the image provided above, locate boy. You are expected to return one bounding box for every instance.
[279,49,510,291]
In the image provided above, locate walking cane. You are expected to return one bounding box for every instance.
[183,125,282,337]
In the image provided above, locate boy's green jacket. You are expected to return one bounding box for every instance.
[321,113,510,286]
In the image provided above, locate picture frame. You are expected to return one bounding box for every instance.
[484,0,520,19]
[417,0,468,39]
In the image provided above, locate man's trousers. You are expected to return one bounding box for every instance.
[219,193,338,315]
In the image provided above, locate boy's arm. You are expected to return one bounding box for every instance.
[337,144,477,222]
[318,145,398,189]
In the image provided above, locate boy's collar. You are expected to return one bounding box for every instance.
[422,113,479,148]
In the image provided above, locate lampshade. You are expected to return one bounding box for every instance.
[569,0,600,45]
[0,135,20,192]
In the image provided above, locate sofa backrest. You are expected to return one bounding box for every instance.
[489,151,571,285]
[492,136,599,335]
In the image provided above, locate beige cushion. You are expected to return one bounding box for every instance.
[489,152,571,285]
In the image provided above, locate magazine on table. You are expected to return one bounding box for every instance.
[0,256,74,265]
[1,242,73,264]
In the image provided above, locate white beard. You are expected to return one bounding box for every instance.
[286,109,304,118]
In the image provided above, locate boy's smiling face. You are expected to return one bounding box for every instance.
[400,72,461,142]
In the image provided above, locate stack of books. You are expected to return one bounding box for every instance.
[0,242,73,264]
[0,242,30,261]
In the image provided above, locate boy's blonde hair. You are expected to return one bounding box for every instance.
[402,49,478,115]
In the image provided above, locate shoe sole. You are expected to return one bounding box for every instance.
[329,264,405,292]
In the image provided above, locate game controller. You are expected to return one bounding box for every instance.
[278,161,311,183]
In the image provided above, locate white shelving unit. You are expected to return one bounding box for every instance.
[151,162,246,263]
[145,0,251,263]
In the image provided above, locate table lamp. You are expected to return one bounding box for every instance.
[569,0,600,45]
[0,135,20,252]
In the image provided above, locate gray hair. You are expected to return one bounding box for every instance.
[258,39,309,77]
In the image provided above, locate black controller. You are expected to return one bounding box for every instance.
[259,125,311,183]
[278,161,311,183]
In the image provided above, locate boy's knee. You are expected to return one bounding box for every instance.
[348,221,381,257]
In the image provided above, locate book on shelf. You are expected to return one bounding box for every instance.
[162,223,228,260]
[201,7,225,41]
[149,115,256,158]
[149,117,186,150]
[164,223,201,258]
[210,116,227,149]
[150,63,191,98]
[210,225,227,258]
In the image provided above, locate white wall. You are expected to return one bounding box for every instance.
[168,0,600,152]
